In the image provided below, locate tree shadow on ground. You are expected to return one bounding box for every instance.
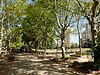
[0,53,84,75]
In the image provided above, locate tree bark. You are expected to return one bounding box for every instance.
[77,21,82,55]
[89,0,100,63]
[60,28,66,59]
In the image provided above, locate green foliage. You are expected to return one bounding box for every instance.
[20,1,55,49]
[8,54,15,61]
[11,27,23,49]
[11,36,23,49]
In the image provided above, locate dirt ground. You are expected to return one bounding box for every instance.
[0,53,97,75]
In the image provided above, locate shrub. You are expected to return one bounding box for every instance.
[70,61,81,68]
[8,54,15,60]
[69,61,100,73]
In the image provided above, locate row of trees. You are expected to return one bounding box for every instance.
[0,0,100,63]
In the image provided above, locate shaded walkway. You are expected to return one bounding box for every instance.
[0,53,84,75]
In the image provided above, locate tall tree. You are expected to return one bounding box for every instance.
[76,0,100,63]
[0,0,28,52]
[54,0,76,59]
[76,18,82,54]
[21,0,55,51]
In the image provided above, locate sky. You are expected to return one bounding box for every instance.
[28,0,33,3]
[71,35,79,44]
[71,18,88,44]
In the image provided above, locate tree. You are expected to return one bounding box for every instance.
[0,0,28,53]
[54,0,76,59]
[76,18,82,54]
[0,0,8,52]
[21,0,55,52]
[76,0,100,63]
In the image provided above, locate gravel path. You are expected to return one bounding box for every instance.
[0,53,85,75]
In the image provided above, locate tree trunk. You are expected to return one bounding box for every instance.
[0,7,4,51]
[61,29,65,59]
[77,21,82,55]
[92,24,100,63]
[86,0,100,63]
